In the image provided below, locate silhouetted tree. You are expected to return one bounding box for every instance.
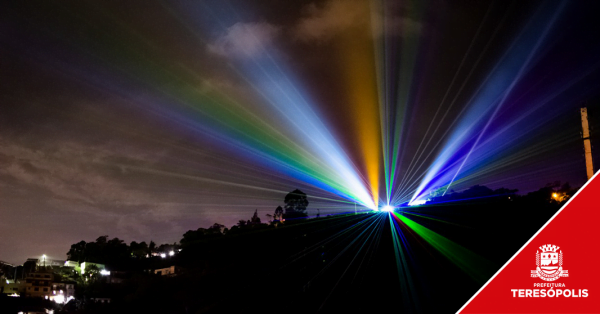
[181,223,227,246]
[273,206,284,223]
[208,223,226,234]
[130,241,148,258]
[522,183,557,204]
[249,209,261,225]
[84,242,101,262]
[104,237,129,263]
[149,241,156,255]
[181,230,205,247]
[284,189,309,220]
[67,241,87,262]
[96,235,108,247]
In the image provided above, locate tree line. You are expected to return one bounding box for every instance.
[65,182,575,266]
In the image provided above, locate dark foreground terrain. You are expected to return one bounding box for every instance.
[1,196,561,313]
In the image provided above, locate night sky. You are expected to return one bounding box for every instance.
[1,0,600,265]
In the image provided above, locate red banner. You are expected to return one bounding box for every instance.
[458,172,600,313]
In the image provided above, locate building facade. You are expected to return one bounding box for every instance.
[24,271,53,298]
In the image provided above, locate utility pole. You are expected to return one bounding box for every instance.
[581,107,594,180]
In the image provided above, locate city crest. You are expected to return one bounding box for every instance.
[531,244,569,281]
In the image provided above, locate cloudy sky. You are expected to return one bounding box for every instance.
[1,0,599,264]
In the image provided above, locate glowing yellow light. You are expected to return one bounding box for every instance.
[335,3,381,208]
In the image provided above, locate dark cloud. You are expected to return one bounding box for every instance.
[1,0,599,265]
[293,0,422,42]
[208,22,281,58]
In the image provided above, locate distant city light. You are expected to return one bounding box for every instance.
[52,295,73,304]
[160,253,166,258]
[169,251,175,256]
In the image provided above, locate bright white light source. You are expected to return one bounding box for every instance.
[160,253,166,258]
[53,295,65,304]
[169,251,175,256]
[409,200,427,206]
[382,205,394,212]
[100,270,110,276]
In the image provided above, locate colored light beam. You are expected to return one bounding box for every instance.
[374,0,425,206]
[410,1,569,203]
[31,0,592,216]
[392,212,494,283]
[335,0,382,209]
[175,2,379,209]
[29,0,381,210]
[388,212,419,311]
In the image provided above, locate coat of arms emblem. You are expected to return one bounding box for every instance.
[531,244,568,281]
